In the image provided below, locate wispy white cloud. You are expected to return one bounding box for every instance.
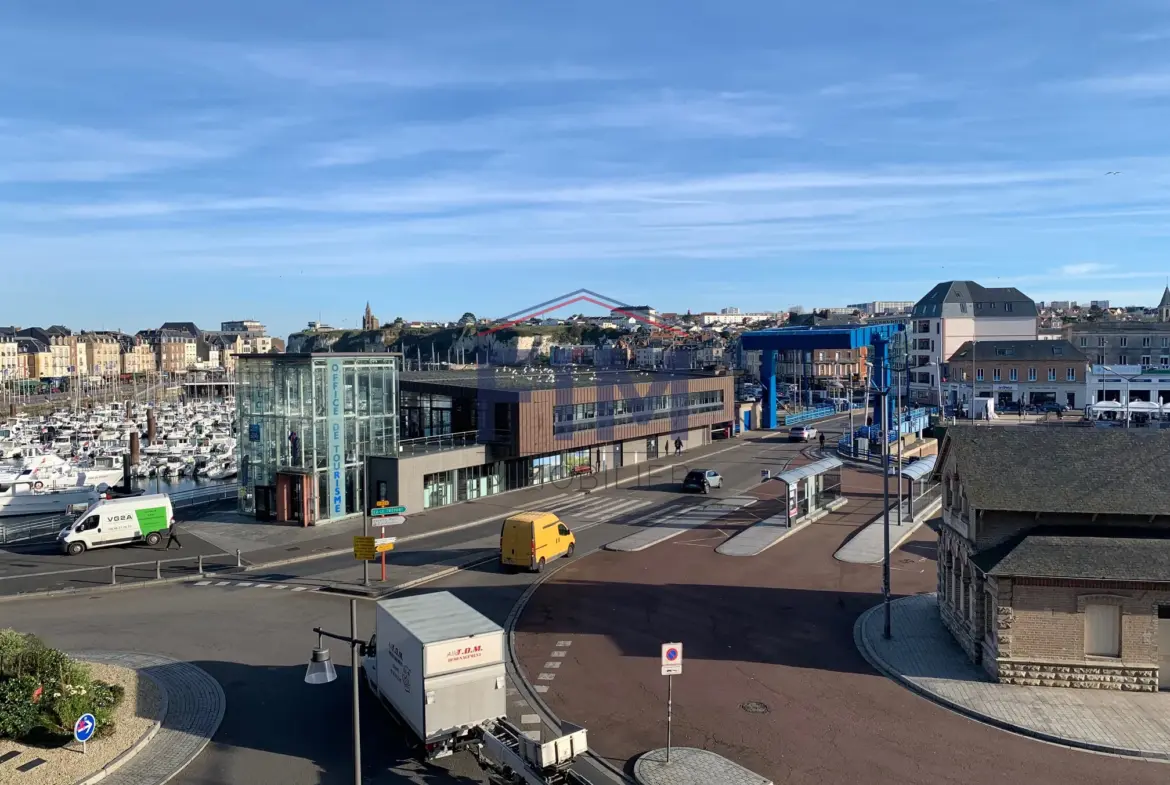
[1059,262,1113,276]
[1072,70,1170,94]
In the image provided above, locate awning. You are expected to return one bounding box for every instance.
[776,456,843,485]
[899,455,937,481]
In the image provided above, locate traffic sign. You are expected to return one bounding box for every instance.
[373,514,406,527]
[661,642,683,675]
[371,506,406,517]
[74,713,97,744]
[353,536,376,560]
[374,537,396,553]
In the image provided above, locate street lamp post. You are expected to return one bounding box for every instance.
[306,598,369,785]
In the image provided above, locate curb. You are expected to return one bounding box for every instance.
[852,600,1170,762]
[504,548,637,785]
[72,665,169,785]
[0,570,234,604]
[833,497,943,565]
[716,495,850,556]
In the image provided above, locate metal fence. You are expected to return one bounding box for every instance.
[783,406,837,426]
[0,482,240,545]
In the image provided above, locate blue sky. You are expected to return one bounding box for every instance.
[5,0,1170,338]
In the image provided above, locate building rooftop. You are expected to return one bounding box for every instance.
[946,339,1086,364]
[1064,321,1170,332]
[401,367,725,391]
[912,281,1038,320]
[937,426,1170,516]
[972,526,1170,581]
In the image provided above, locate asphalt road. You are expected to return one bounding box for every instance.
[513,470,1169,785]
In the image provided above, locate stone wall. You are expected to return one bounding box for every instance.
[995,659,1158,692]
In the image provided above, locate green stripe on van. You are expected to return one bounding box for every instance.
[134,506,169,535]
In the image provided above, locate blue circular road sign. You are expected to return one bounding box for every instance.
[666,647,679,662]
[74,713,97,743]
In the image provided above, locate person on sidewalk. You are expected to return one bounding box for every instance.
[674,437,683,455]
[818,432,826,450]
[165,523,183,550]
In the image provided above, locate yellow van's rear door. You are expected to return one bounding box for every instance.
[500,520,533,567]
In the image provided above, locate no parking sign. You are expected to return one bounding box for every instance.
[661,642,683,675]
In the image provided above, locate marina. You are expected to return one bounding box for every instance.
[0,398,237,518]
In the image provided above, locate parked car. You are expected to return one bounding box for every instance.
[682,470,723,494]
[789,425,817,442]
[1040,402,1070,413]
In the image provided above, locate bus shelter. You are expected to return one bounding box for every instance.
[776,456,843,522]
[899,454,939,519]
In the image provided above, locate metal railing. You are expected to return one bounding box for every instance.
[0,482,240,545]
[397,430,479,456]
[783,406,837,426]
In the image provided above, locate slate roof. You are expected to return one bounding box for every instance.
[912,281,1038,320]
[945,339,1087,364]
[1160,287,1170,311]
[972,526,1170,581]
[937,426,1170,516]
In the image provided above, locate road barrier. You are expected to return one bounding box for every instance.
[0,483,240,545]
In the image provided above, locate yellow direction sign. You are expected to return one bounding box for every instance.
[353,536,376,560]
[375,537,396,554]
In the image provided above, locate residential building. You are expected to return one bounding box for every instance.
[908,281,1039,405]
[0,337,23,380]
[16,338,52,379]
[1063,321,1170,369]
[934,426,1170,692]
[156,330,198,375]
[943,340,1089,409]
[610,305,658,327]
[1090,300,1110,310]
[119,336,157,375]
[847,301,916,315]
[779,347,869,387]
[635,347,665,368]
[207,334,244,373]
[698,311,780,327]
[1086,365,1170,407]
[77,332,122,377]
[220,319,266,334]
[15,328,71,377]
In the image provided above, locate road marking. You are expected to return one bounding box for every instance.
[291,586,309,592]
[550,650,566,658]
[556,640,572,647]
[194,580,211,586]
[537,673,556,681]
[535,685,549,693]
[235,582,253,587]
[253,583,271,589]
[521,714,540,725]
[273,585,287,589]
[543,661,561,669]
[215,581,231,586]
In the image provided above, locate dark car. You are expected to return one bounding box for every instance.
[682,470,723,494]
[1040,402,1070,413]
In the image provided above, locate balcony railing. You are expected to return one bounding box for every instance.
[396,430,479,456]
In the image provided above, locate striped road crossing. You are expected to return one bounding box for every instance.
[537,493,658,522]
[188,580,321,593]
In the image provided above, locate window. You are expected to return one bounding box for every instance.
[1162,357,1169,368]
[1098,337,1106,347]
[1142,355,1151,367]
[1048,368,1056,381]
[1162,337,1169,348]
[1143,337,1152,348]
[1084,604,1121,657]
[1120,337,1128,348]
[993,368,1001,382]
[994,347,1015,357]
[1096,354,1106,365]
[1005,302,1013,312]
[1009,368,1018,382]
[1079,337,1088,347]
[1028,367,1037,382]
[1066,367,1076,381]
[976,368,984,381]
[1119,354,1128,365]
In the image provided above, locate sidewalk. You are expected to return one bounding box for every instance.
[186,429,807,569]
[856,594,1170,759]
[833,492,942,565]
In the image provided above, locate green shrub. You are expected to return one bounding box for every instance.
[0,675,41,739]
[0,629,125,741]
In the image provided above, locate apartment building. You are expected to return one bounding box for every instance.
[943,340,1089,409]
[156,331,199,374]
[847,301,915,315]
[16,338,52,379]
[15,328,72,377]
[77,332,122,377]
[1064,320,1170,370]
[0,337,22,380]
[119,336,157,375]
[778,347,869,385]
[908,281,1039,405]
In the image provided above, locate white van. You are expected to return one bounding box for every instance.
[58,494,175,555]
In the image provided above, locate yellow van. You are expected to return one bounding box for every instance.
[500,511,576,573]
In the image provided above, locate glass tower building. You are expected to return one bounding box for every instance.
[236,353,400,523]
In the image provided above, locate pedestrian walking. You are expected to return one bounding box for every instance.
[165,523,183,550]
[674,437,683,455]
[818,432,826,450]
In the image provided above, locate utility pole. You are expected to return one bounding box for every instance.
[881,381,892,640]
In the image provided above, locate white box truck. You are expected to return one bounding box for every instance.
[363,591,507,759]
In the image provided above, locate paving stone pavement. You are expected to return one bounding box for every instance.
[633,747,772,785]
[856,593,1170,759]
[73,651,226,785]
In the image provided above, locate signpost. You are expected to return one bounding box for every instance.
[660,642,682,762]
[74,712,96,754]
[370,505,406,517]
[374,514,406,581]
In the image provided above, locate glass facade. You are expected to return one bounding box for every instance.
[236,355,400,522]
[552,390,724,434]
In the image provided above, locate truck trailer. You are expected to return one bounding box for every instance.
[362,591,591,783]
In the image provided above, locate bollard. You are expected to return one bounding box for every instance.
[155,560,161,580]
[198,554,204,575]
[110,565,117,586]
[236,549,242,568]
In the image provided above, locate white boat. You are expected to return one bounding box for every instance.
[0,479,99,517]
[206,457,238,480]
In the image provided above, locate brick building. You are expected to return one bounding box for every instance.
[934,427,1170,692]
[943,339,1090,409]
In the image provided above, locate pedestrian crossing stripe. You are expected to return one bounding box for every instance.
[189,580,320,592]
[539,495,659,521]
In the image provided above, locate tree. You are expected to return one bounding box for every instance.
[459,312,476,325]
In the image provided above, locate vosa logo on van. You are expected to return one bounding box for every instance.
[446,644,483,664]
